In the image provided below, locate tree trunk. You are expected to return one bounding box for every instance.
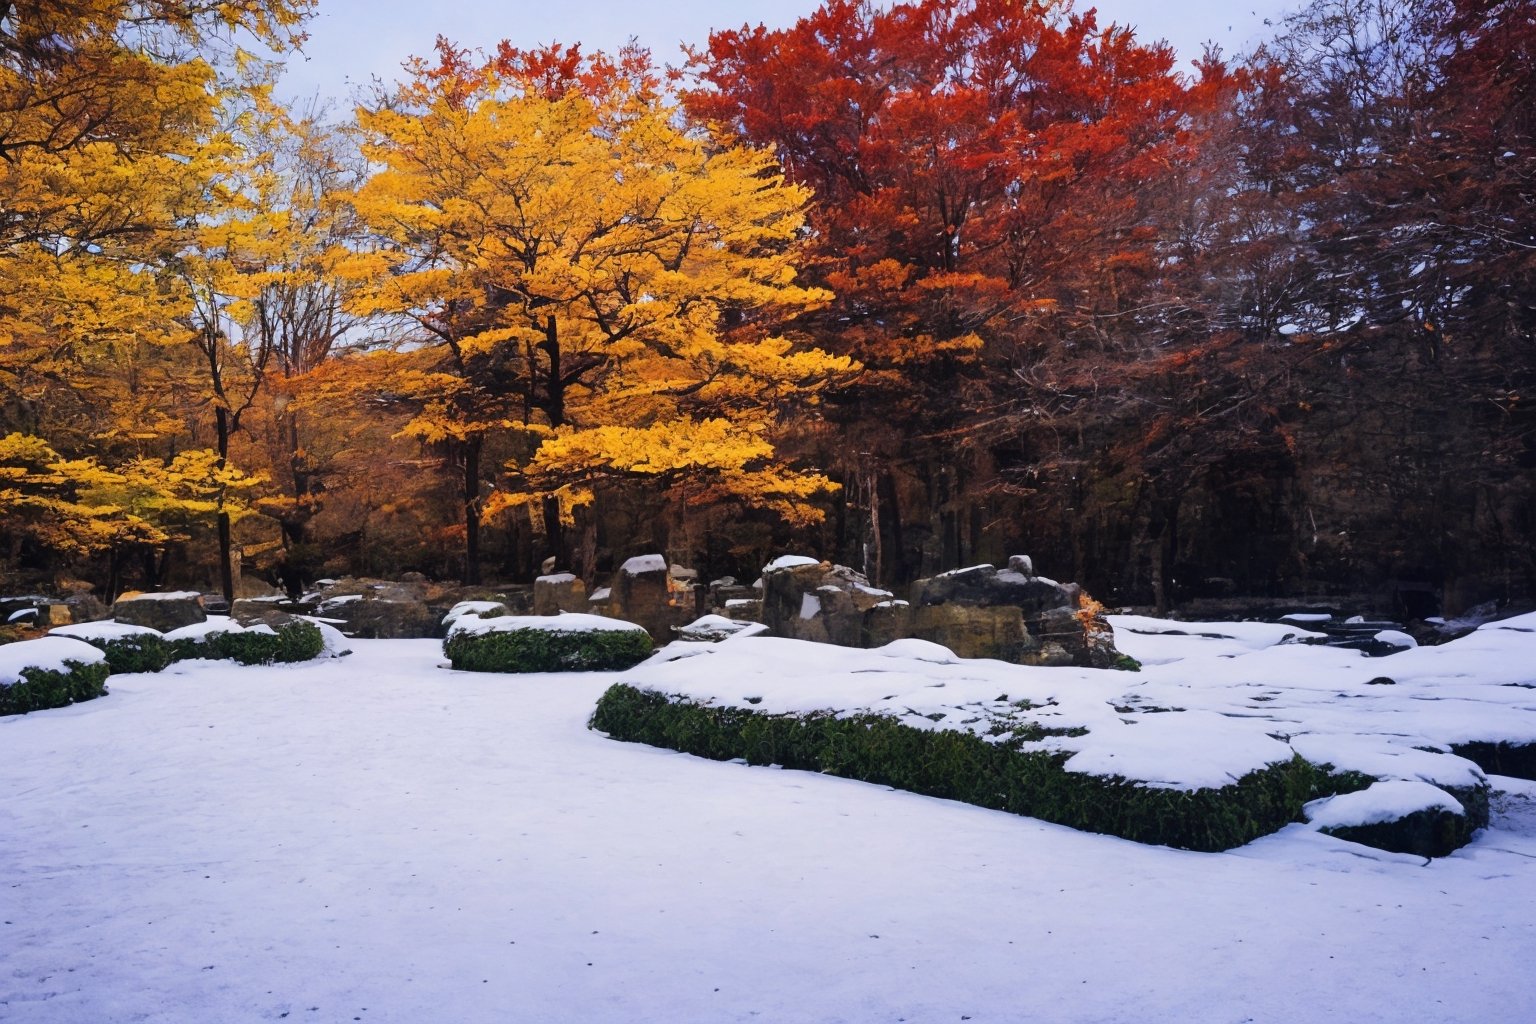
[215,405,235,604]
[463,435,483,586]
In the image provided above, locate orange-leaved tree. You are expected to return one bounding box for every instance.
[340,41,853,582]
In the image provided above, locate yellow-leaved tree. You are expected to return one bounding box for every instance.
[0,1,313,591]
[341,42,854,581]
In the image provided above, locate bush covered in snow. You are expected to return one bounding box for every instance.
[0,637,110,716]
[445,613,653,673]
[50,621,174,674]
[590,683,1322,852]
[171,620,324,666]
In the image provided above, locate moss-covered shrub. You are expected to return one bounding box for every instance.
[0,660,110,716]
[590,683,1322,852]
[172,621,324,666]
[446,625,653,673]
[81,633,174,674]
[1320,808,1478,858]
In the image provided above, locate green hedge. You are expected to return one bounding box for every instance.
[0,660,110,716]
[590,683,1322,852]
[170,621,324,666]
[446,626,653,673]
[78,633,174,674]
[1451,740,1536,782]
[1321,808,1479,859]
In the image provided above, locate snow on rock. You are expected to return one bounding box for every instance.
[1481,610,1536,633]
[620,554,668,575]
[441,601,509,629]
[117,590,202,602]
[1373,629,1418,649]
[536,573,578,584]
[675,615,769,643]
[798,593,821,620]
[448,611,648,639]
[51,620,163,640]
[1,635,106,685]
[1305,779,1466,829]
[762,554,820,573]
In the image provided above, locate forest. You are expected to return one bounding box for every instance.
[1,0,1531,616]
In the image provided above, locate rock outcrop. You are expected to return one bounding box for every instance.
[112,591,206,632]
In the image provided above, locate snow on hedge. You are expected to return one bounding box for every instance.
[448,611,648,639]
[0,635,106,686]
[1305,779,1466,829]
[613,609,1536,793]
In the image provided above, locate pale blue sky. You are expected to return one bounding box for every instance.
[279,1,1296,103]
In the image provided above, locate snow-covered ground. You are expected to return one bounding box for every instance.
[3,630,1536,1023]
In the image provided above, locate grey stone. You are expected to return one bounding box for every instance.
[113,591,207,632]
[534,573,588,615]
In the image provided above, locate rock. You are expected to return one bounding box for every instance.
[910,603,1038,662]
[317,594,438,639]
[400,571,428,584]
[230,597,309,626]
[113,591,207,632]
[533,573,588,615]
[913,563,1077,617]
[676,615,768,643]
[609,554,686,643]
[759,560,897,647]
[910,563,1122,668]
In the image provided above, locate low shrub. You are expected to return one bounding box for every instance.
[590,684,1321,852]
[85,633,174,674]
[1451,740,1536,782]
[447,625,653,673]
[0,659,110,716]
[1320,808,1478,858]
[172,621,324,666]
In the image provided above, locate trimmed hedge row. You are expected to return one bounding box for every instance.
[590,683,1322,852]
[1451,740,1536,782]
[69,621,325,670]
[0,659,110,716]
[446,627,653,673]
[84,633,175,674]
[170,621,325,666]
[1321,808,1480,859]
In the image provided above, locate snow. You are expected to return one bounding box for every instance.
[0,635,106,685]
[50,620,163,641]
[447,611,647,639]
[620,554,667,575]
[441,601,507,629]
[1305,780,1466,829]
[762,554,819,572]
[1280,612,1332,623]
[536,573,577,584]
[163,617,242,641]
[1373,628,1418,648]
[1,636,1534,1023]
[7,608,37,623]
[798,593,821,620]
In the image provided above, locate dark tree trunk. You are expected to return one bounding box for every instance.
[215,405,235,605]
[463,435,483,585]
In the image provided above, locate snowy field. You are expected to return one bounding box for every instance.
[4,629,1536,1024]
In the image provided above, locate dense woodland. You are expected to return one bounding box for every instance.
[1,0,1532,614]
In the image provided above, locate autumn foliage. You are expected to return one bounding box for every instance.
[1,0,1532,615]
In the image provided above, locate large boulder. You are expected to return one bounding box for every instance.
[533,573,587,615]
[607,555,685,643]
[112,591,206,632]
[759,559,902,647]
[909,558,1123,668]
